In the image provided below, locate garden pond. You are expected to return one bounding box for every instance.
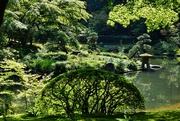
[130,58,180,110]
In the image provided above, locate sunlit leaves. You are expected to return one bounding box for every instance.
[137,6,178,32]
[178,0,180,4]
[2,10,26,30]
[25,0,91,27]
[55,0,91,27]
[2,0,91,46]
[13,20,28,29]
[107,4,139,28]
[107,0,179,32]
[0,59,27,82]
[0,58,43,115]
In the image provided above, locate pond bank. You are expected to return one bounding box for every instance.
[146,102,180,111]
[132,58,180,110]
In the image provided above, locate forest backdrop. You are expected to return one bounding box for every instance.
[0,0,180,120]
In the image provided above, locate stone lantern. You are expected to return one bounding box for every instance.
[139,53,153,70]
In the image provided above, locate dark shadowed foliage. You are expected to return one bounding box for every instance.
[39,68,144,118]
[0,0,8,26]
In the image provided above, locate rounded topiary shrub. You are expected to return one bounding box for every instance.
[39,68,144,117]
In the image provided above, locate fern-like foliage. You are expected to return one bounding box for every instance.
[1,0,91,46]
[0,59,41,115]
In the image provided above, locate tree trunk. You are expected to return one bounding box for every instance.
[0,0,9,26]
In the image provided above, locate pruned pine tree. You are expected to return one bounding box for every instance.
[128,33,152,58]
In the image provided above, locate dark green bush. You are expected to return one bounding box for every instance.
[44,42,62,52]
[127,60,138,71]
[116,59,138,72]
[116,60,127,72]
[0,31,8,46]
[39,68,144,118]
[53,62,67,75]
[32,59,55,73]
[154,41,178,56]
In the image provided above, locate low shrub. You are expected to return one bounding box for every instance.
[53,62,67,75]
[36,52,68,61]
[39,68,144,118]
[98,52,128,59]
[116,59,138,72]
[127,60,138,71]
[0,47,19,60]
[31,59,55,73]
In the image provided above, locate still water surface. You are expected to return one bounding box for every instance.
[131,58,180,110]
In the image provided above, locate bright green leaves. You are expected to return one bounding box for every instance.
[178,0,180,4]
[3,10,27,31]
[107,1,179,32]
[107,4,139,28]
[2,0,91,46]
[139,6,178,32]
[0,58,43,116]
[0,59,34,82]
[55,0,91,27]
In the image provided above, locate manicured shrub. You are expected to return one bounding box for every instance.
[98,52,128,59]
[36,52,68,61]
[32,59,55,73]
[53,62,67,75]
[39,68,144,118]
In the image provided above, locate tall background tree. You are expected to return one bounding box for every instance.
[1,0,91,47]
[0,0,8,26]
[105,0,180,56]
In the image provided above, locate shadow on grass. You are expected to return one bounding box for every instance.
[0,110,180,121]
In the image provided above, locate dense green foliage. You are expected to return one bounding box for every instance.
[1,0,91,47]
[0,59,41,120]
[107,0,179,32]
[40,68,144,118]
[0,0,179,120]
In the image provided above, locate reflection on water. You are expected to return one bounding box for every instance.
[131,58,180,110]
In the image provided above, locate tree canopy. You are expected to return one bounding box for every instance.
[1,0,91,46]
[107,0,180,32]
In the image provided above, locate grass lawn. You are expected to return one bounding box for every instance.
[0,110,180,121]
